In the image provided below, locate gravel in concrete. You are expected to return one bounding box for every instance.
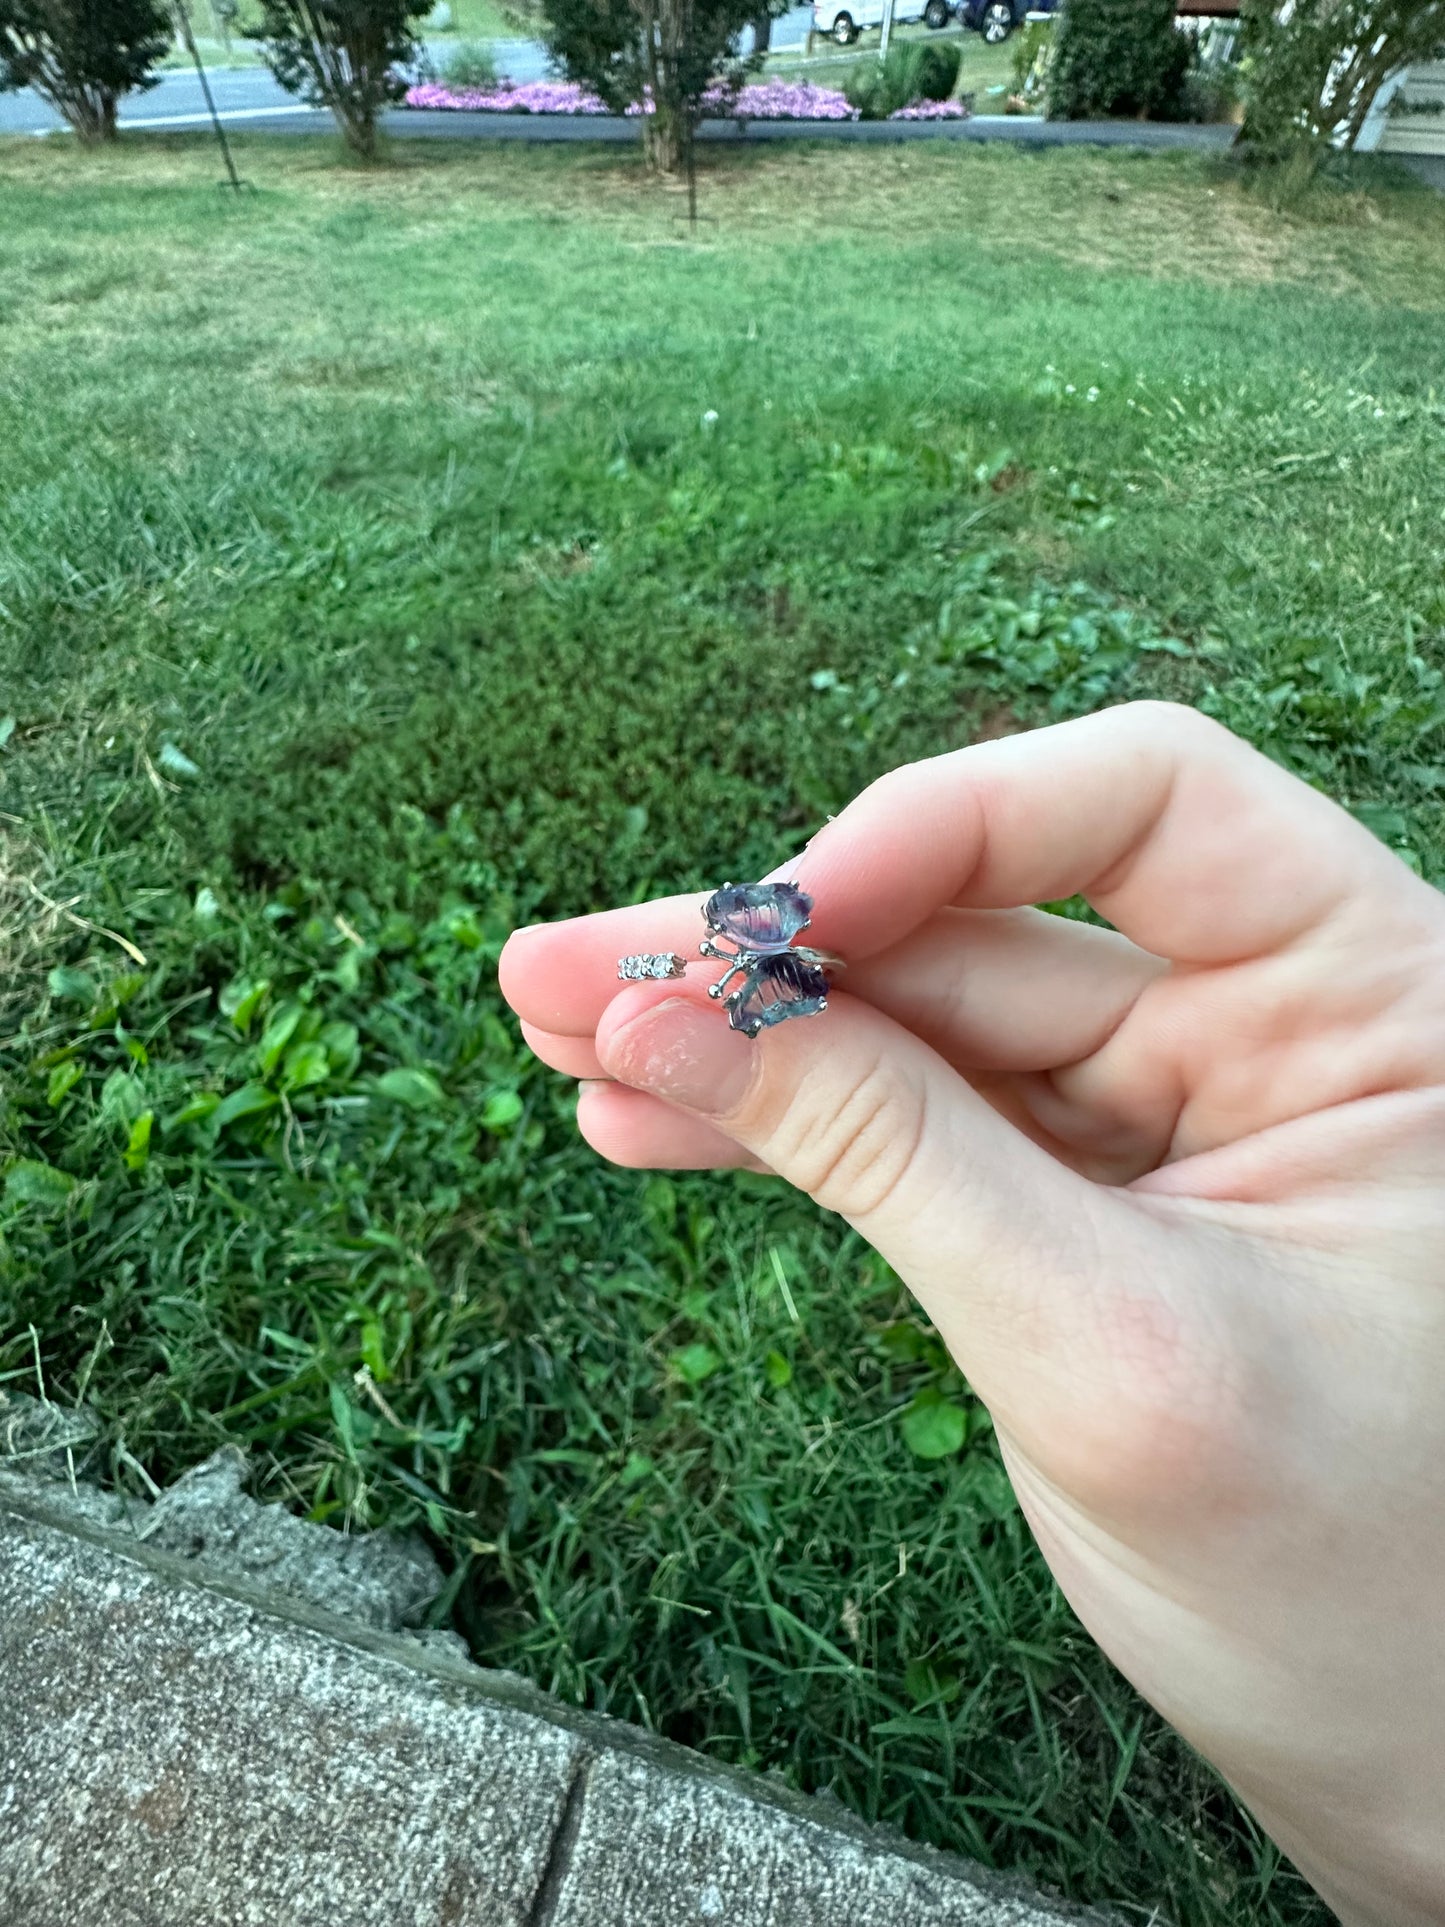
[0,1449,1123,1927]
[0,1497,582,1927]
[552,1747,1103,1926]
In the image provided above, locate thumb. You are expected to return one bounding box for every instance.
[595,983,1117,1412]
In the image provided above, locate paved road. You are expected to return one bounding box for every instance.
[0,41,539,137]
[379,110,1237,145]
[0,15,816,137]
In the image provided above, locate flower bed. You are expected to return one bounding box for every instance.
[404,78,861,120]
[405,80,611,115]
[707,79,858,121]
[888,98,971,118]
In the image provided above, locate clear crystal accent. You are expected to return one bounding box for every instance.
[617,953,687,982]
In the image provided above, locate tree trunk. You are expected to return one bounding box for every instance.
[335,88,379,159]
[643,104,684,171]
[638,0,690,174]
[752,11,771,53]
[60,85,117,144]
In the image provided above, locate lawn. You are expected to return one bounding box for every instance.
[163,1,517,68]
[3,132,1444,1926]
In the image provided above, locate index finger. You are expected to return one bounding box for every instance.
[500,702,1432,1035]
[799,700,1426,965]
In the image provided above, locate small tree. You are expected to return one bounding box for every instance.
[532,0,778,174]
[253,0,430,158]
[0,0,171,142]
[1240,0,1445,164]
[1046,0,1190,120]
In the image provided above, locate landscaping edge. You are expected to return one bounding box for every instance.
[0,1407,1126,1927]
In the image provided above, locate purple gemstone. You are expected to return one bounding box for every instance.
[727,952,829,1036]
[703,882,813,953]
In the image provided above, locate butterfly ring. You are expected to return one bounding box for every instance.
[617,881,840,1038]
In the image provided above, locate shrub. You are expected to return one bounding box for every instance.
[1046,0,1189,121]
[0,0,171,141]
[1239,0,1445,167]
[443,37,499,87]
[512,0,788,172]
[907,36,961,99]
[254,0,432,158]
[846,38,960,118]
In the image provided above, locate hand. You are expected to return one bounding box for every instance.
[500,702,1445,1927]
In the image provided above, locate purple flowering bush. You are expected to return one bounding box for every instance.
[403,77,859,119]
[404,78,610,113]
[720,79,858,119]
[889,97,971,118]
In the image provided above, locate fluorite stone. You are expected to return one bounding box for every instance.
[727,952,829,1036]
[703,882,813,952]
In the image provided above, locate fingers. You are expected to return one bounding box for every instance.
[506,900,1163,1078]
[500,896,707,1036]
[519,1021,605,1080]
[503,704,1437,1055]
[792,702,1431,968]
[847,906,1163,1073]
[576,1081,767,1171]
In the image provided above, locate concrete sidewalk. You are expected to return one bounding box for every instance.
[0,1400,1120,1927]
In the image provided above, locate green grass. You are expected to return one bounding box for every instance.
[4,132,1445,1926]
[435,0,525,39]
[159,1,518,71]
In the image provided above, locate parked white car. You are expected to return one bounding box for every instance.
[812,0,954,44]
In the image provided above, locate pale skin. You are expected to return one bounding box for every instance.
[500,701,1445,1926]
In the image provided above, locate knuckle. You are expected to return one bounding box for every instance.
[766,1059,925,1221]
[1113,698,1230,752]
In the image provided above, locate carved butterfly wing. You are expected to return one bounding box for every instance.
[703,882,813,953]
[726,952,830,1037]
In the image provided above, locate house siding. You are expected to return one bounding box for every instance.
[1379,60,1445,156]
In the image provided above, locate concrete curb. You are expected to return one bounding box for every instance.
[2,103,1240,147]
[384,112,1240,149]
[0,1418,1124,1927]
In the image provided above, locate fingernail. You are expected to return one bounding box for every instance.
[600,997,757,1117]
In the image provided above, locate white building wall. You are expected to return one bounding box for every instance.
[1377,60,1445,156]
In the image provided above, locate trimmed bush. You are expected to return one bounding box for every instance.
[1046,0,1189,121]
[443,38,500,88]
[255,0,432,158]
[0,0,170,141]
[846,39,960,119]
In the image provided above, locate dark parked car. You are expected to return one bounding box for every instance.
[959,0,1057,44]
[961,0,1238,41]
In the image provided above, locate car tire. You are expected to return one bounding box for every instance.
[923,0,950,26]
[831,11,858,41]
[979,0,1014,39]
